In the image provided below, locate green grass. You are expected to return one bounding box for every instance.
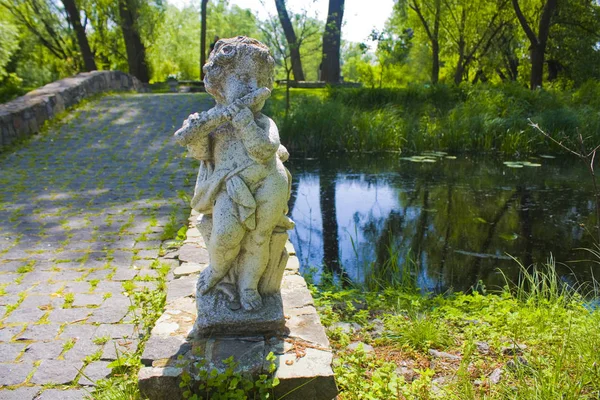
[93,335,110,345]
[266,80,600,155]
[63,292,74,309]
[315,258,600,399]
[385,313,451,352]
[0,84,35,103]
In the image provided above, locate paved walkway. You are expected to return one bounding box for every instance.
[0,93,211,399]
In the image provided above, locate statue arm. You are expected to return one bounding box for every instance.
[174,110,222,146]
[240,114,280,162]
[230,109,279,162]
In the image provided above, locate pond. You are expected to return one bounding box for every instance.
[286,153,600,292]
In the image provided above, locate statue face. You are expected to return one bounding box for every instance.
[203,41,231,103]
[203,38,268,105]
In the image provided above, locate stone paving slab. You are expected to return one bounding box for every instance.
[0,93,212,395]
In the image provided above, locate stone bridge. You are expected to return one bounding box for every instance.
[0,92,211,399]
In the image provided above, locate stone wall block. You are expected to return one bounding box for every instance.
[34,101,48,127]
[7,122,16,140]
[0,126,6,147]
[27,117,38,134]
[13,114,26,136]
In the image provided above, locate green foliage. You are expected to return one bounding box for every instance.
[386,313,451,351]
[334,345,404,399]
[312,255,600,399]
[148,4,201,81]
[0,17,19,78]
[207,0,260,41]
[178,352,279,399]
[271,82,600,155]
[259,9,323,82]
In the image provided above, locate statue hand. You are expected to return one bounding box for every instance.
[230,105,254,130]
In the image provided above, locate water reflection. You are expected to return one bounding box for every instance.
[287,154,600,292]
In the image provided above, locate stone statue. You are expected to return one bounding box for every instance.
[174,37,294,335]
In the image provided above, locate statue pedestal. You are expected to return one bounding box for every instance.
[192,291,285,337]
[138,218,338,400]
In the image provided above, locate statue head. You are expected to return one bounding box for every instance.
[203,36,275,108]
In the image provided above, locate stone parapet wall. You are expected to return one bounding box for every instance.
[0,70,146,149]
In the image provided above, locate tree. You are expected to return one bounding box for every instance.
[369,28,413,87]
[321,0,344,83]
[511,0,557,89]
[398,0,443,84]
[148,4,199,81]
[440,0,509,84]
[207,1,260,40]
[0,0,78,66]
[491,24,521,82]
[341,42,377,86]
[260,10,321,111]
[118,0,150,82]
[61,0,96,71]
[546,0,600,84]
[200,0,208,79]
[275,0,305,81]
[0,17,20,78]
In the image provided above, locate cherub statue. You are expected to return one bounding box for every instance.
[174,37,293,313]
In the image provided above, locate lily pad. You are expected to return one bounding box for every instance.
[421,151,447,157]
[401,156,437,163]
[539,155,556,159]
[503,161,524,168]
[499,233,519,241]
[522,161,542,167]
[445,156,457,160]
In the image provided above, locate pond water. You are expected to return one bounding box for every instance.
[286,153,600,292]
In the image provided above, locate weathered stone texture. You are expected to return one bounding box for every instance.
[139,231,338,399]
[174,37,294,331]
[0,70,146,149]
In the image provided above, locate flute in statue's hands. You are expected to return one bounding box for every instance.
[173,87,271,147]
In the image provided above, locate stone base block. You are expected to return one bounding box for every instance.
[192,291,285,337]
[139,240,337,400]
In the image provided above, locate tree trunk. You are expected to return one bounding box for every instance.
[275,0,305,81]
[512,0,557,89]
[200,0,208,79]
[431,0,441,84]
[409,0,441,84]
[530,44,544,89]
[285,68,291,116]
[118,0,150,83]
[321,0,345,83]
[61,0,96,71]
[431,40,440,84]
[547,59,560,81]
[454,42,465,85]
[472,69,488,83]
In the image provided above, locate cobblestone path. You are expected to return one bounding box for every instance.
[0,94,211,399]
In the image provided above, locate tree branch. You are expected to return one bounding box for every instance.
[512,0,538,45]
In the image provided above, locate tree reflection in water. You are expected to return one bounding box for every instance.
[286,154,600,292]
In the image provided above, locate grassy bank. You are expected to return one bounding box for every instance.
[267,81,600,155]
[313,261,600,399]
